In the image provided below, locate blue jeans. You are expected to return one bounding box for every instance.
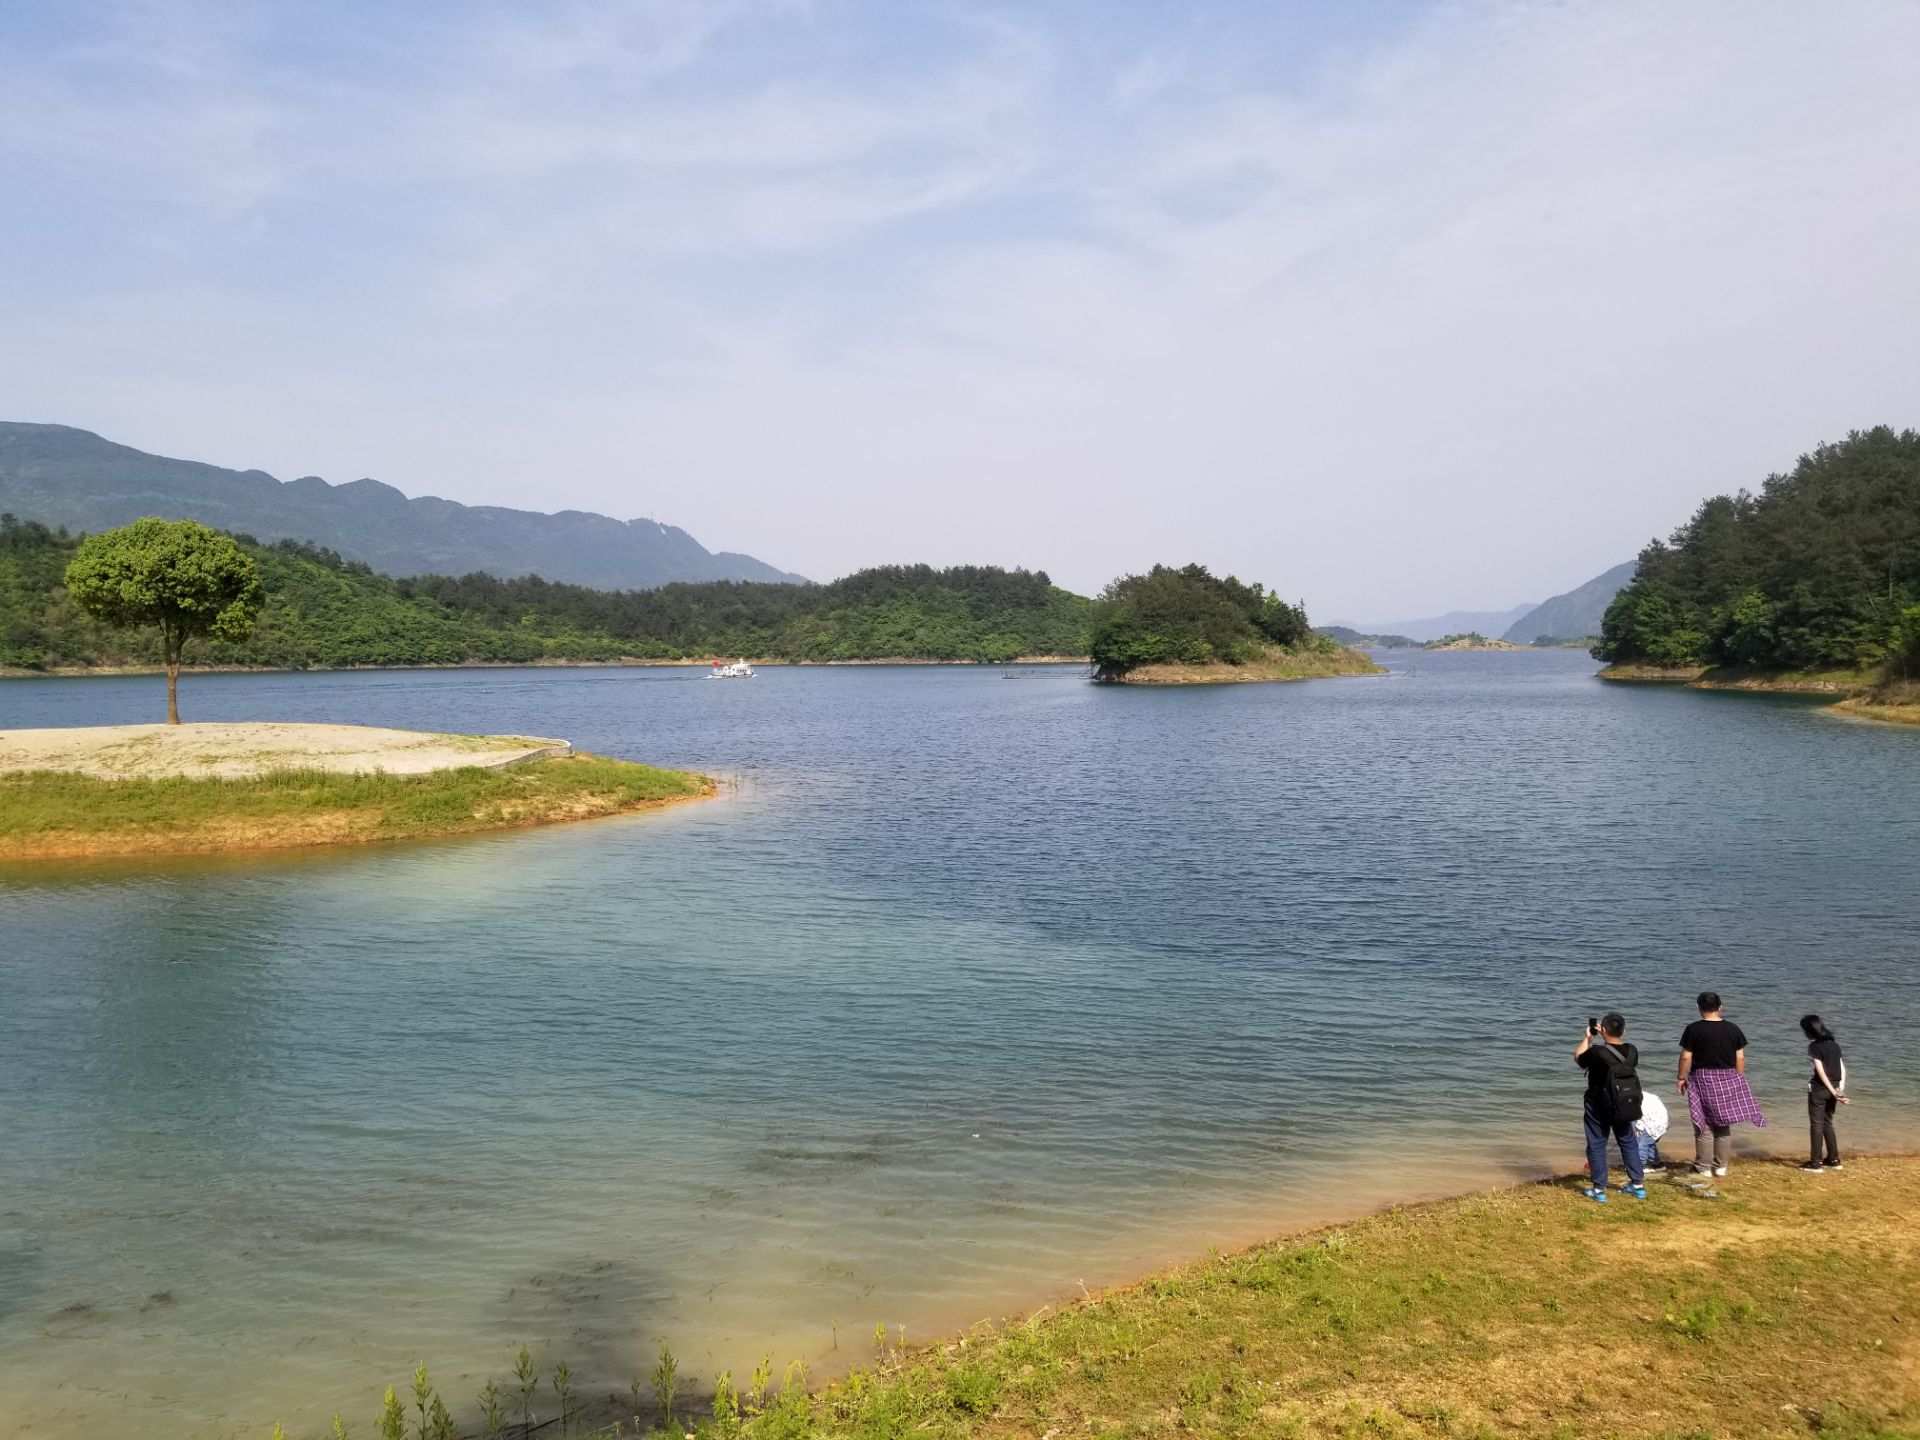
[1584,1100,1644,1189]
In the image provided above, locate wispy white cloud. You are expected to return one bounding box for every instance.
[3,1,1918,611]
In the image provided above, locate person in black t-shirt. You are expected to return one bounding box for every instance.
[1799,1014,1849,1171]
[1677,990,1756,1176]
[1574,1011,1646,1201]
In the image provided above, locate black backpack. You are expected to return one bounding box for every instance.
[1598,1042,1645,1124]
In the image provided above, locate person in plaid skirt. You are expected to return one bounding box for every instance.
[1677,990,1766,1176]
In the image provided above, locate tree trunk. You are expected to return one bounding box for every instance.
[165,625,181,725]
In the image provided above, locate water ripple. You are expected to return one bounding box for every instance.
[2,656,1918,1437]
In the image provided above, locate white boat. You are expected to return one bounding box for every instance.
[707,658,755,679]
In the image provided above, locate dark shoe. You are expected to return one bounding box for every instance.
[1799,1162,1826,1173]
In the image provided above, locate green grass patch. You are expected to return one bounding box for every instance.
[0,754,710,857]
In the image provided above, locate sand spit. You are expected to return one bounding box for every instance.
[0,722,572,780]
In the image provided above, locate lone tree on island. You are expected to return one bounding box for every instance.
[65,518,264,724]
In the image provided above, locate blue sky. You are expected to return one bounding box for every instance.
[5,1,1918,612]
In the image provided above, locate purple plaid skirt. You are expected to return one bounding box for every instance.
[1687,1068,1767,1130]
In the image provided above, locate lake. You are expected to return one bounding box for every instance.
[3,652,1917,1438]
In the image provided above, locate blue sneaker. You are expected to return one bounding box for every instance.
[1581,1186,1609,1203]
[1624,1184,1648,1200]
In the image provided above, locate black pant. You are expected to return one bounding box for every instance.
[1808,1089,1840,1166]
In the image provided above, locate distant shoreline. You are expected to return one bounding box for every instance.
[0,655,1092,681]
[1421,637,1527,652]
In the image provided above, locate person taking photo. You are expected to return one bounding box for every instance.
[1575,1011,1647,1203]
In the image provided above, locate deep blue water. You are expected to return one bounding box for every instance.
[2,654,1916,1437]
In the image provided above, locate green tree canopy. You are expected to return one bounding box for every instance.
[3,524,1092,675]
[1088,563,1315,677]
[1894,603,1920,682]
[65,517,264,722]
[1594,427,1920,673]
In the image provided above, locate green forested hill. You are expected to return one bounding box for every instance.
[0,517,1090,670]
[396,564,1090,663]
[1595,427,1920,673]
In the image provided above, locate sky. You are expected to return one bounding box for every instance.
[3,1,1918,615]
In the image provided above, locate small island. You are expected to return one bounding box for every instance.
[0,722,713,861]
[1088,564,1382,684]
[1422,632,1526,652]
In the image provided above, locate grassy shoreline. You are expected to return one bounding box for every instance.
[781,1155,1920,1440]
[0,753,714,861]
[291,1155,1920,1440]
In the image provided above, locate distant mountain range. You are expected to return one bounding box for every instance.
[1499,560,1636,643]
[1330,561,1638,648]
[1327,603,1538,645]
[0,422,805,590]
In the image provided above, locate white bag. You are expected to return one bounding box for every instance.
[1632,1089,1670,1142]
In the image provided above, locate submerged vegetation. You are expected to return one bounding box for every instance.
[274,1157,1917,1440]
[1,516,1089,668]
[1088,564,1373,681]
[1594,427,1920,681]
[0,754,711,860]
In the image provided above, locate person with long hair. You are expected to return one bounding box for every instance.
[1800,1014,1849,1172]
[1677,990,1766,1176]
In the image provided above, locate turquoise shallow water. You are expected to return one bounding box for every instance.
[2,653,1917,1437]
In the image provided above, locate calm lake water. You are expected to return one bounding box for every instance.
[3,653,1917,1437]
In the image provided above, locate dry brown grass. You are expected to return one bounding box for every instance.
[1834,680,1920,727]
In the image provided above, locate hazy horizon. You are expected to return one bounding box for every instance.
[5,2,1917,615]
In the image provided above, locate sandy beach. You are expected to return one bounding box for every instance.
[0,722,572,779]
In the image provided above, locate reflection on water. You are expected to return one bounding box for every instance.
[2,655,1917,1437]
